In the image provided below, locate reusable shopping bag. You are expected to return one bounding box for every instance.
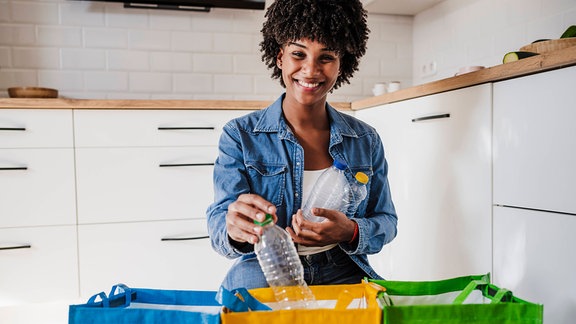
[370,273,543,324]
[68,284,221,324]
[219,281,382,324]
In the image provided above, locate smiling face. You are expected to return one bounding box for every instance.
[277,38,341,108]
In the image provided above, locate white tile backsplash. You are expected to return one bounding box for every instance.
[150,51,193,72]
[38,70,84,91]
[193,53,233,73]
[0,25,36,45]
[171,31,213,52]
[11,1,59,24]
[84,71,128,91]
[129,72,172,92]
[0,0,412,100]
[12,47,60,69]
[107,50,149,71]
[61,48,106,70]
[37,26,83,47]
[413,0,576,85]
[84,28,129,48]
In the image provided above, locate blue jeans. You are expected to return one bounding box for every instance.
[221,247,369,290]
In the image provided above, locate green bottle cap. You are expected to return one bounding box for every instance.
[254,213,273,226]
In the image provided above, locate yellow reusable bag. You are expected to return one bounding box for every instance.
[220,281,382,324]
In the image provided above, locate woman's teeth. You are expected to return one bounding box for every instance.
[298,80,320,88]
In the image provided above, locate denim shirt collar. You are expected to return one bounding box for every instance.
[253,93,359,144]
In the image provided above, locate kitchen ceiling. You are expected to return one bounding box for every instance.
[361,0,445,15]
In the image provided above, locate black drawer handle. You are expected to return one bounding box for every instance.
[158,127,215,130]
[0,244,32,251]
[0,127,26,131]
[161,235,209,241]
[0,166,28,171]
[159,163,214,168]
[412,113,450,122]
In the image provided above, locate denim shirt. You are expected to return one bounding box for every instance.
[206,94,397,280]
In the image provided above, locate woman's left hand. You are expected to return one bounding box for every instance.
[287,208,356,246]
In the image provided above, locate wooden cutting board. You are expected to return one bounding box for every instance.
[520,38,576,54]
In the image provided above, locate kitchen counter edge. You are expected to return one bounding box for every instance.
[352,45,576,110]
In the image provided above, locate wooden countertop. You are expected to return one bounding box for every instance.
[0,97,351,110]
[1,46,575,111]
[352,45,576,110]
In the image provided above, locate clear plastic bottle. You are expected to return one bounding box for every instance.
[254,214,316,310]
[345,172,369,215]
[302,159,350,222]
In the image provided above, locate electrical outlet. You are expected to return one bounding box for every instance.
[421,61,437,77]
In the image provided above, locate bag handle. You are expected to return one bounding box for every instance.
[453,279,488,304]
[87,292,110,308]
[217,286,271,312]
[108,284,134,307]
[453,279,514,305]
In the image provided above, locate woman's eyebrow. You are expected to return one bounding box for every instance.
[287,41,336,52]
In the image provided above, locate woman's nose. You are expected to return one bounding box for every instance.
[301,59,320,76]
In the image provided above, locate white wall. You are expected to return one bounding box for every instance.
[413,0,576,85]
[0,0,413,101]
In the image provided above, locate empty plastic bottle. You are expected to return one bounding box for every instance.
[345,172,369,215]
[254,214,316,310]
[302,159,351,222]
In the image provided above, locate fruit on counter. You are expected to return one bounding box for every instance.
[502,51,539,63]
[560,25,576,38]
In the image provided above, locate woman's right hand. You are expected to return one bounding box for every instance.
[226,193,277,245]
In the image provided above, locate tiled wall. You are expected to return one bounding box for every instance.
[413,0,576,85]
[0,0,413,101]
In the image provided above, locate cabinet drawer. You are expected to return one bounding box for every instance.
[78,220,233,297]
[493,66,576,214]
[0,225,79,305]
[74,109,251,147]
[0,110,73,148]
[76,147,216,224]
[0,149,76,228]
[493,206,576,324]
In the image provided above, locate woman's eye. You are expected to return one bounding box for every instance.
[291,51,305,58]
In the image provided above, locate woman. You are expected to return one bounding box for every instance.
[206,0,397,290]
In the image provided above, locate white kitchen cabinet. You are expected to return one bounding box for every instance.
[493,66,576,323]
[0,226,79,306]
[0,149,76,228]
[73,109,250,297]
[78,219,234,297]
[0,110,78,307]
[356,84,492,281]
[75,147,216,224]
[74,109,238,147]
[493,66,576,214]
[493,207,576,323]
[74,110,250,224]
[0,109,73,148]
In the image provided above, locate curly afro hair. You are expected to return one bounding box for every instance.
[260,0,369,90]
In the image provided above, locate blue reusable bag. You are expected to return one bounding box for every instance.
[69,284,221,324]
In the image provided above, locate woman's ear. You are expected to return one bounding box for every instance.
[276,49,284,69]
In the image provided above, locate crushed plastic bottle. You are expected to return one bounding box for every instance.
[254,214,316,309]
[345,172,369,216]
[302,159,351,222]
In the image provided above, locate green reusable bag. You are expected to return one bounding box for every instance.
[369,274,543,324]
